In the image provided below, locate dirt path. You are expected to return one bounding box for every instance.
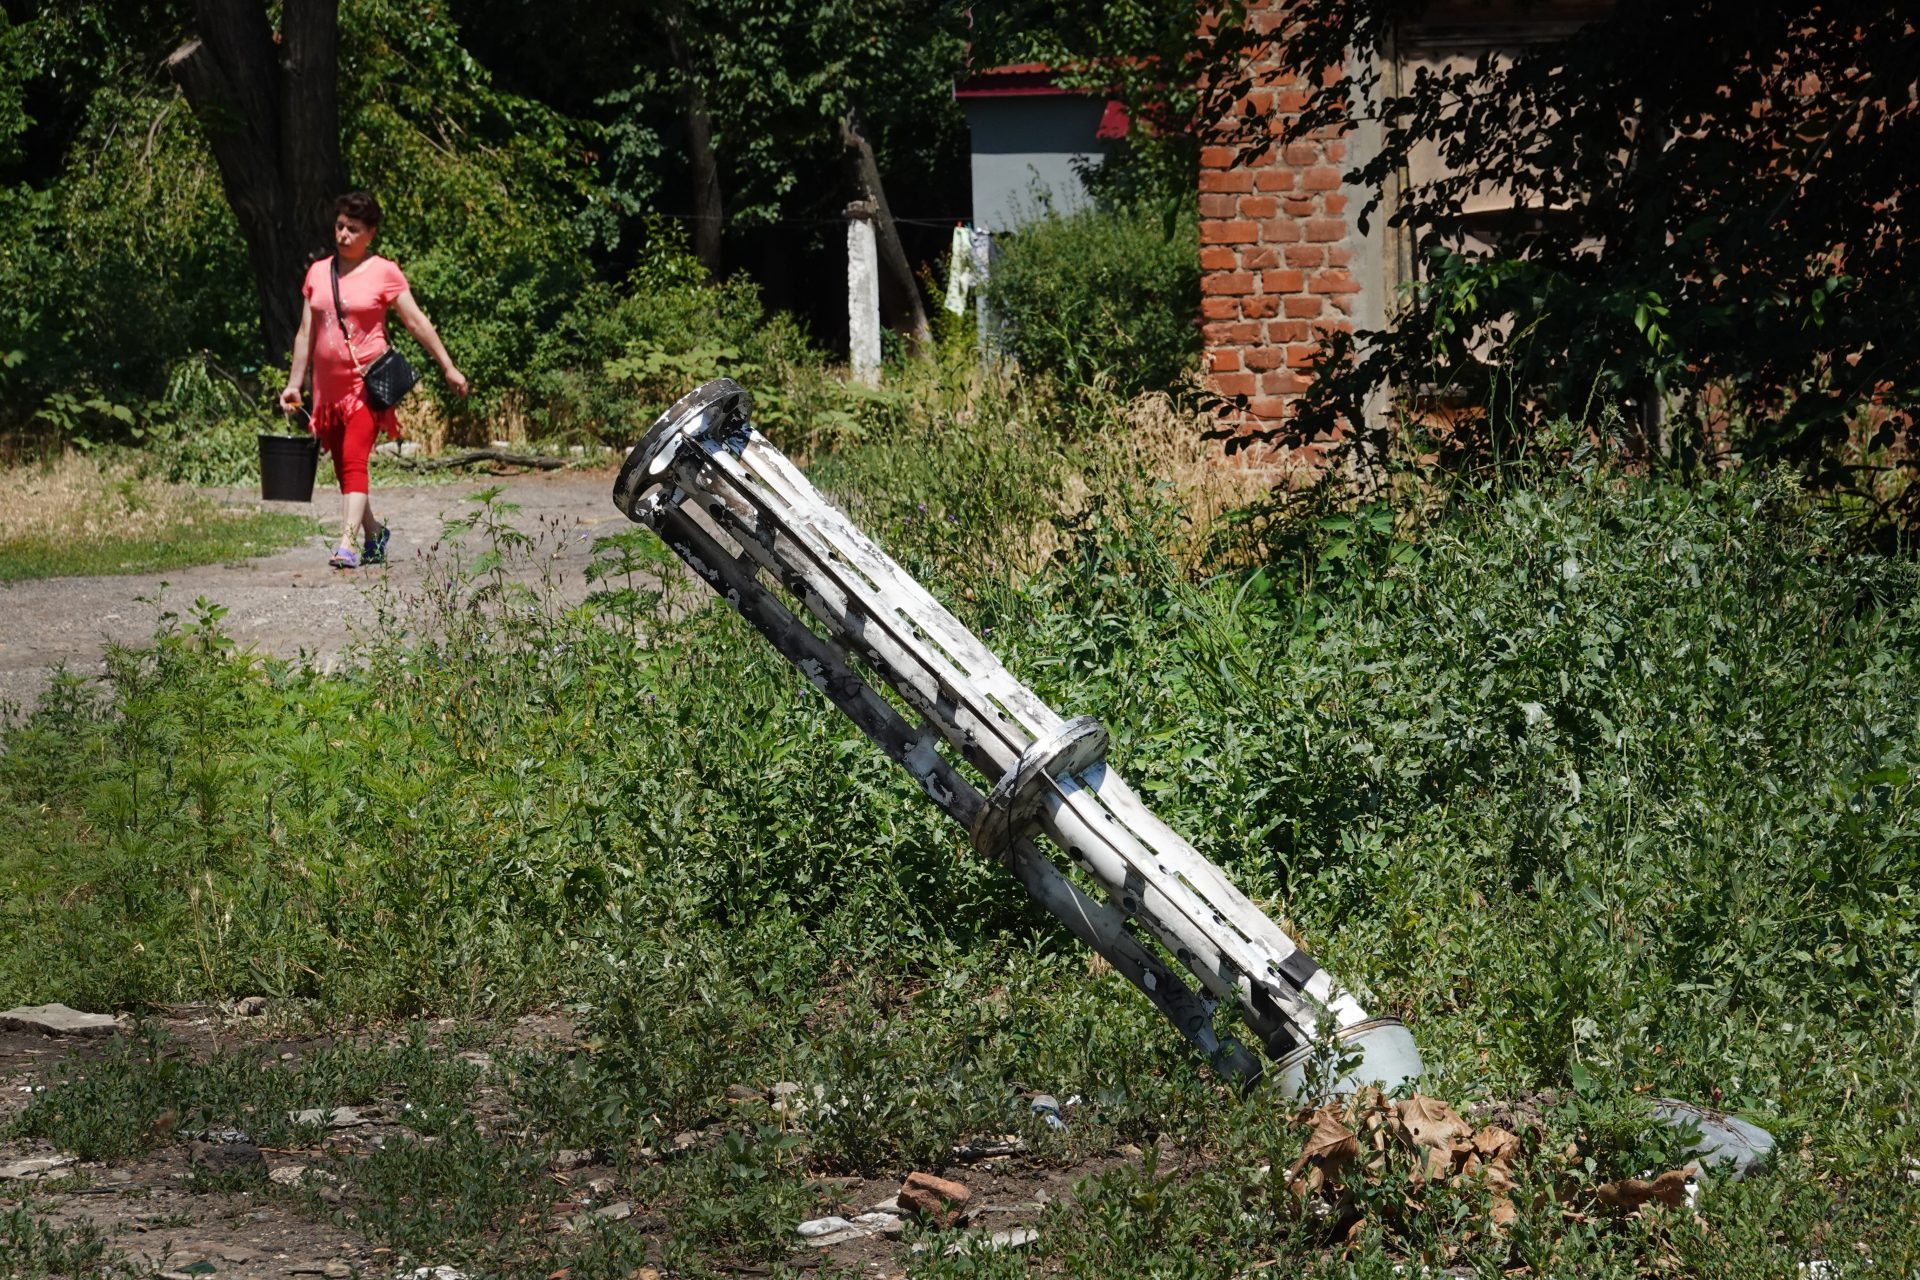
[0,468,629,713]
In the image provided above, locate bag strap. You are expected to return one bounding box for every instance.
[329,256,369,378]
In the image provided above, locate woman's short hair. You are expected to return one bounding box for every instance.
[334,191,382,229]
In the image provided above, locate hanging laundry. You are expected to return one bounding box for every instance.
[944,223,977,315]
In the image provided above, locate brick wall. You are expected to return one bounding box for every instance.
[1200,0,1362,449]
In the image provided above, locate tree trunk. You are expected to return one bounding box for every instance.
[683,77,725,274]
[839,113,929,347]
[168,0,343,363]
[662,3,724,275]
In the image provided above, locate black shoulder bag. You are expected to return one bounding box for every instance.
[331,256,421,412]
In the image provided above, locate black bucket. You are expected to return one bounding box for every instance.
[258,433,320,502]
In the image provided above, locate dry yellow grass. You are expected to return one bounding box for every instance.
[0,451,215,541]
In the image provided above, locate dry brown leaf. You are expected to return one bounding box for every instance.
[1393,1094,1474,1181]
[1593,1166,1695,1213]
[1287,1105,1361,1197]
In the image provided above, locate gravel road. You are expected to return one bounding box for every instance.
[0,468,631,712]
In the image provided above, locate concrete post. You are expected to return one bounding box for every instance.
[846,202,882,387]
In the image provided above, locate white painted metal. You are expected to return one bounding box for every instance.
[614,379,1421,1095]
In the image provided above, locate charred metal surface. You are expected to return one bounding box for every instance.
[615,378,1421,1095]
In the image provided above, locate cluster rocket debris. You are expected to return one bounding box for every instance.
[615,379,1421,1097]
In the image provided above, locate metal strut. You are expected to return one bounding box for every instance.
[614,378,1421,1097]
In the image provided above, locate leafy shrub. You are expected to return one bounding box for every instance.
[987,204,1200,398]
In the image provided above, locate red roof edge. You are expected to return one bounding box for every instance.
[955,63,1086,99]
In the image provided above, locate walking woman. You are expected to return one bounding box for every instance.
[279,191,469,568]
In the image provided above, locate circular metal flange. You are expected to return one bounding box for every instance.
[969,715,1110,859]
[612,377,754,521]
[1269,1016,1424,1102]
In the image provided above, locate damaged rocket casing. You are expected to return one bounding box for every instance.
[614,378,1420,1097]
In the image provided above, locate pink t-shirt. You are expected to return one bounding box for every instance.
[301,255,409,413]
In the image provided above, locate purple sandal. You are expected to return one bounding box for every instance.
[328,543,360,569]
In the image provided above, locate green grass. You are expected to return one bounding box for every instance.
[1,384,1917,1276]
[0,508,318,581]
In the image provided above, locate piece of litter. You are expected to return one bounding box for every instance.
[0,1003,121,1037]
[796,1216,855,1239]
[0,1154,77,1180]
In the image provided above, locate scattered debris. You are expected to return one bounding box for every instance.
[189,1135,267,1177]
[912,1226,1040,1256]
[403,1267,469,1280]
[0,1153,77,1180]
[898,1171,972,1227]
[1650,1100,1775,1178]
[568,1200,633,1230]
[796,1216,859,1240]
[796,1212,906,1247]
[951,1135,1028,1161]
[549,1149,596,1172]
[234,995,270,1017]
[1030,1093,1068,1131]
[1593,1168,1696,1213]
[0,1003,122,1037]
[289,1105,370,1128]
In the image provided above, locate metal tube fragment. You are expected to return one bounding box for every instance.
[615,378,1421,1097]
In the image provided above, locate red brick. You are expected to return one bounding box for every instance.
[1214,372,1257,396]
[1203,271,1257,296]
[1260,268,1305,293]
[1313,317,1355,337]
[1287,343,1321,369]
[1325,193,1349,215]
[1200,193,1238,219]
[1248,395,1296,420]
[900,1172,972,1228]
[1208,348,1243,373]
[1305,219,1346,242]
[1201,297,1239,320]
[1200,245,1239,271]
[1254,169,1296,193]
[1242,295,1280,319]
[1227,320,1263,342]
[1285,295,1325,318]
[1199,145,1236,170]
[1242,245,1280,269]
[1330,296,1356,315]
[1238,195,1278,219]
[1261,370,1312,395]
[1266,319,1310,343]
[1276,88,1311,113]
[1309,269,1361,294]
[1202,322,1238,344]
[1285,244,1325,267]
[1327,245,1353,267]
[1324,139,1347,162]
[1259,218,1304,243]
[1201,219,1260,245]
[1199,171,1255,194]
[1282,196,1318,218]
[1245,346,1285,371]
[1282,142,1319,165]
[1302,166,1342,192]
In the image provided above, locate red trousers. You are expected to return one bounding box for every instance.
[312,400,395,495]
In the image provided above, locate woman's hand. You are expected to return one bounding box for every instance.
[278,385,303,414]
[445,367,471,398]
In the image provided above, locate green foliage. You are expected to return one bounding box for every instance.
[1256,0,1920,511]
[988,205,1201,399]
[0,507,314,581]
[2,412,1920,1269]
